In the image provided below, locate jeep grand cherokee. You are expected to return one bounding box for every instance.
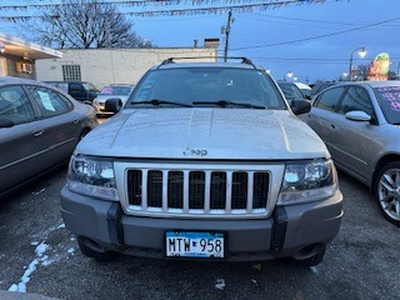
[60,57,343,266]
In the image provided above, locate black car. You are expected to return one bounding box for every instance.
[44,81,99,104]
[310,81,337,98]
[277,81,307,101]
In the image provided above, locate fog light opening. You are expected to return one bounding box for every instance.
[294,243,326,260]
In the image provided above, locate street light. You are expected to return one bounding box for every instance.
[284,71,294,81]
[349,47,367,81]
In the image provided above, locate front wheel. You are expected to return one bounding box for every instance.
[373,162,400,227]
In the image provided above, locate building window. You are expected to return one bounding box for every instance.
[62,65,81,81]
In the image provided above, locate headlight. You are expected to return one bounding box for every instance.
[277,159,338,205]
[66,155,118,201]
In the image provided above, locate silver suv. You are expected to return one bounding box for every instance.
[61,58,343,266]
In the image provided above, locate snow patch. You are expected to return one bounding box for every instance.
[215,279,225,290]
[8,242,49,293]
[32,188,46,195]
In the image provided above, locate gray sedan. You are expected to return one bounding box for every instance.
[0,77,98,197]
[304,81,400,227]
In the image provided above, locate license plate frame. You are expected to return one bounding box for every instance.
[165,231,225,259]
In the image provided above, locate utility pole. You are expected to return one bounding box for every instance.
[222,11,233,62]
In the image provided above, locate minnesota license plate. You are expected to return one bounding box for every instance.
[165,231,224,258]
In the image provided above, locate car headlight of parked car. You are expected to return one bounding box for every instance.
[66,155,118,201]
[278,159,338,205]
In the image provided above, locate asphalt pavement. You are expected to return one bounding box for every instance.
[0,166,399,300]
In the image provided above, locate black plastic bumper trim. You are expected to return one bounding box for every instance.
[270,206,288,252]
[106,202,124,246]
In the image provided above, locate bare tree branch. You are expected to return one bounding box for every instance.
[32,0,153,49]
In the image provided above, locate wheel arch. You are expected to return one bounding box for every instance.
[372,154,400,190]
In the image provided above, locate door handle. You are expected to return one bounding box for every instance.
[330,124,336,129]
[73,119,79,124]
[33,129,44,137]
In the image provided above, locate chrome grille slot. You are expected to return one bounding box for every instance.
[189,171,205,209]
[147,170,162,207]
[168,171,183,208]
[232,172,248,209]
[210,172,226,209]
[253,172,269,209]
[127,170,142,206]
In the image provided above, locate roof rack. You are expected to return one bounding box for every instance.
[157,56,257,70]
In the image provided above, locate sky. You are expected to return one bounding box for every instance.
[1,0,400,84]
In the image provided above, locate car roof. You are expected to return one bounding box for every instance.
[150,62,262,71]
[277,81,296,85]
[294,82,312,90]
[45,81,90,84]
[326,80,400,89]
[0,76,42,86]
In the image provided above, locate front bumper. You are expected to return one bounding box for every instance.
[60,187,343,261]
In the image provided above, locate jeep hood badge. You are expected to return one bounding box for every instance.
[183,148,208,157]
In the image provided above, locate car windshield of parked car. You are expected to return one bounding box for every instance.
[82,82,99,92]
[278,82,305,101]
[374,86,400,124]
[127,67,286,109]
[100,86,133,96]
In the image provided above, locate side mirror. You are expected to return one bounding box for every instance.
[105,98,123,113]
[0,117,15,128]
[345,111,371,122]
[290,99,311,115]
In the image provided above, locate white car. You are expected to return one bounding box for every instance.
[92,84,134,116]
[294,82,312,100]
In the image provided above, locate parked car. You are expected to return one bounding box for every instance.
[277,81,307,101]
[310,81,337,98]
[92,84,135,116]
[0,77,98,197]
[304,81,400,227]
[44,81,100,104]
[61,57,343,266]
[294,82,312,100]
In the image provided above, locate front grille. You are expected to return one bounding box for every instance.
[126,168,270,217]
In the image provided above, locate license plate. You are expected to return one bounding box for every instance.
[165,231,224,258]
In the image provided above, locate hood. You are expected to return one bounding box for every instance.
[78,108,330,160]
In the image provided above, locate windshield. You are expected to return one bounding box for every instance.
[100,85,133,96]
[278,82,305,101]
[127,67,286,109]
[374,86,400,124]
[82,82,99,92]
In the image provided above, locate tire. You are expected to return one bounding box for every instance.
[79,128,91,140]
[373,162,400,227]
[289,250,325,267]
[77,237,118,262]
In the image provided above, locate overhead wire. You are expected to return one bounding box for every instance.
[231,14,400,50]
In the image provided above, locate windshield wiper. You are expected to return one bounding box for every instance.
[130,99,192,107]
[192,100,266,109]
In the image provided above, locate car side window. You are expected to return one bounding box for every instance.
[338,86,374,116]
[27,86,71,118]
[70,83,83,92]
[314,87,345,112]
[0,85,36,124]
